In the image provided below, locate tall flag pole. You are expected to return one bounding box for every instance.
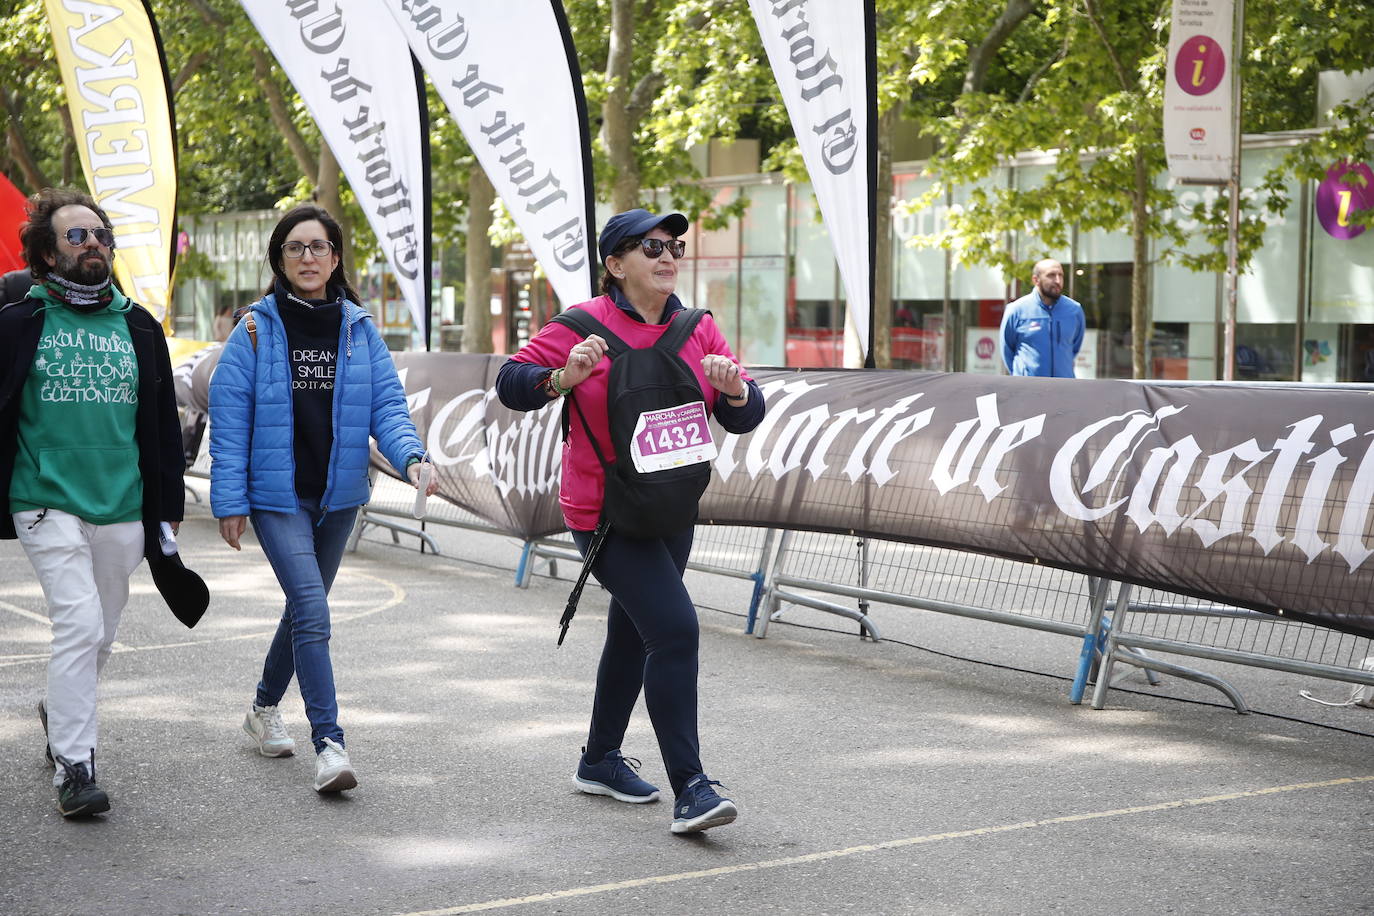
[411,53,433,351]
[863,0,877,369]
[381,1,597,308]
[748,0,877,367]
[44,0,178,327]
[239,0,431,340]
[553,0,599,299]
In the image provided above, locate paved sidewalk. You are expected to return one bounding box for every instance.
[1,487,1371,915]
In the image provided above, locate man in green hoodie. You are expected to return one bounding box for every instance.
[0,188,184,818]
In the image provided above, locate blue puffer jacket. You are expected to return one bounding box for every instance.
[208,294,422,517]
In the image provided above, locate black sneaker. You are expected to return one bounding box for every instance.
[670,774,738,834]
[37,700,53,766]
[56,753,110,818]
[573,747,661,803]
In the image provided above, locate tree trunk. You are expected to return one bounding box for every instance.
[963,0,1037,95]
[189,0,319,187]
[1083,0,1151,379]
[2,91,49,192]
[872,108,897,370]
[462,168,496,354]
[1131,150,1150,378]
[316,142,347,251]
[58,104,77,187]
[250,48,319,181]
[602,0,639,211]
[172,50,211,94]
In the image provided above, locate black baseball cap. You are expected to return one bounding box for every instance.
[597,208,689,265]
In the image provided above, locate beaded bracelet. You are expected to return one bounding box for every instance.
[543,367,574,397]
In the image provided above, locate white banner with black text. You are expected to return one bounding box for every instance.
[382,0,596,308]
[747,0,876,361]
[239,0,431,335]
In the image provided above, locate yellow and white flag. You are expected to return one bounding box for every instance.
[44,0,177,324]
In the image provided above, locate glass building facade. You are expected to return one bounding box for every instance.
[173,133,1374,381]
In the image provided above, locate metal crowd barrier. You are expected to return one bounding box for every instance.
[1089,584,1374,713]
[349,472,512,555]
[327,464,1374,719]
[753,530,1374,714]
[513,524,776,630]
[753,530,1175,700]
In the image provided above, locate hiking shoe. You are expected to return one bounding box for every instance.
[37,699,53,766]
[243,704,296,757]
[573,747,660,803]
[670,774,737,834]
[313,737,356,793]
[56,753,110,818]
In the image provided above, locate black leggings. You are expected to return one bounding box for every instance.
[571,526,701,797]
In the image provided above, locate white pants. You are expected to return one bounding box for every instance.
[13,508,144,785]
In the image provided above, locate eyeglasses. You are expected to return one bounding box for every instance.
[633,238,686,259]
[63,226,116,248]
[281,240,334,259]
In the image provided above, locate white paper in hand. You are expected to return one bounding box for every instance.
[158,522,178,557]
[412,460,434,519]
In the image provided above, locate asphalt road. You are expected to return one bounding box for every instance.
[1,483,1371,915]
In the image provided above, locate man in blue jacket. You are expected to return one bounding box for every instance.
[1000,259,1085,377]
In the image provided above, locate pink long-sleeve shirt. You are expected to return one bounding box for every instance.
[509,295,754,532]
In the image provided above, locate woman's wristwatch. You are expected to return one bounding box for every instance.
[725,383,748,405]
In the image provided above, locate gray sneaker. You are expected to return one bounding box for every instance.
[243,704,296,757]
[313,737,357,793]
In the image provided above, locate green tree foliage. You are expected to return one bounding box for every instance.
[1,3,69,192]
[6,0,1371,365]
[896,0,1374,377]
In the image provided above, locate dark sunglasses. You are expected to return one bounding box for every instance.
[63,226,116,248]
[633,238,686,259]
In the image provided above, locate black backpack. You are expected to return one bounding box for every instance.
[547,306,712,644]
[550,306,712,540]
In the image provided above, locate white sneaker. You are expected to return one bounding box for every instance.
[243,704,296,757]
[313,737,357,793]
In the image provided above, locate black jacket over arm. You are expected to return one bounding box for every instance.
[0,297,186,556]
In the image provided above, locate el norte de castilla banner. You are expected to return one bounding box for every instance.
[45,0,178,323]
[239,0,431,336]
[381,1,596,309]
[386,354,1374,641]
[748,0,876,362]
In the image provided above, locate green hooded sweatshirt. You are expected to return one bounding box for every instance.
[10,285,143,524]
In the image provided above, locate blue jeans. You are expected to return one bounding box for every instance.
[571,527,702,798]
[250,498,358,752]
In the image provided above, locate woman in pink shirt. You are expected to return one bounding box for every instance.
[496,208,764,834]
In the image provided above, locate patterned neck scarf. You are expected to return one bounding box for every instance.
[43,272,114,312]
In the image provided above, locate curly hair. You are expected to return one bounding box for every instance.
[19,188,113,280]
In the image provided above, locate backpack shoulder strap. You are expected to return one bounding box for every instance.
[548,309,630,358]
[655,308,710,355]
[244,313,258,351]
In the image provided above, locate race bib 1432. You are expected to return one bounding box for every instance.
[629,401,717,473]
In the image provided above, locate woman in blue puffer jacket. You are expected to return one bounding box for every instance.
[209,204,436,794]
